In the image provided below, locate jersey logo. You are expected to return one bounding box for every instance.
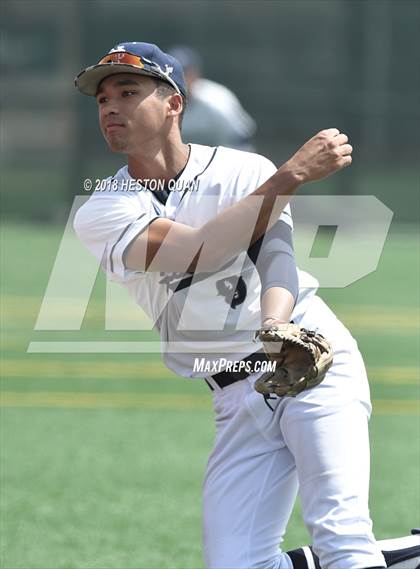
[216,276,247,309]
[159,272,193,292]
[158,257,239,295]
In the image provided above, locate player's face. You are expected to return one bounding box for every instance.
[96,74,170,153]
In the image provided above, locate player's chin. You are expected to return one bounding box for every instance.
[105,135,129,153]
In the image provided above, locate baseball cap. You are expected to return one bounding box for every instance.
[75,42,187,97]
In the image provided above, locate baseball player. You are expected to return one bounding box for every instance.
[73,42,420,569]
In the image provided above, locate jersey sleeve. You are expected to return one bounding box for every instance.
[73,193,160,282]
[222,151,293,229]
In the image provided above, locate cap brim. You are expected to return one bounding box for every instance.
[75,62,174,96]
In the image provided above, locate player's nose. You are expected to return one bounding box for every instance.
[104,104,120,116]
[100,98,120,116]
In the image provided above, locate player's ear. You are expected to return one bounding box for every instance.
[167,93,183,119]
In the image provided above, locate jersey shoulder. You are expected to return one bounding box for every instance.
[213,146,277,182]
[208,147,292,228]
[221,145,274,164]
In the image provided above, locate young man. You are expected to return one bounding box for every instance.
[74,42,420,569]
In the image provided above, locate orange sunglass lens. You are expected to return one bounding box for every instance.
[98,53,144,67]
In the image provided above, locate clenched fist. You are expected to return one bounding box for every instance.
[285,128,353,185]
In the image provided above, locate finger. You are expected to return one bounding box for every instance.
[338,143,353,156]
[335,133,348,145]
[338,155,352,168]
[321,128,340,137]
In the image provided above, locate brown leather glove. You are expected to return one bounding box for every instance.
[254,322,333,397]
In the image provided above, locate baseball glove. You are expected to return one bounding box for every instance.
[254,322,333,397]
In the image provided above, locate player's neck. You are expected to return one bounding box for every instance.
[127,137,189,182]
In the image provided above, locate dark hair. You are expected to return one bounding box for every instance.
[153,79,187,129]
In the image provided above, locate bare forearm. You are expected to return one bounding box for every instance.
[261,287,295,325]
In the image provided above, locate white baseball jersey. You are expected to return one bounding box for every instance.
[74,143,318,377]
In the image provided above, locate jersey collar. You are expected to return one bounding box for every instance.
[165,144,217,215]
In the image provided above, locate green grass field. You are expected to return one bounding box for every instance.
[1,222,419,569]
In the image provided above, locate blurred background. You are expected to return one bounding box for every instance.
[1,0,419,221]
[1,1,419,568]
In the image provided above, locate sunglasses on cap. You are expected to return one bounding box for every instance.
[97,51,182,94]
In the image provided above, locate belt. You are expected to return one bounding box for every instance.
[205,351,269,391]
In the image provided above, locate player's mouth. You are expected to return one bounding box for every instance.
[105,122,125,132]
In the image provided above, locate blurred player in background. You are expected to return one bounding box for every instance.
[169,45,256,150]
